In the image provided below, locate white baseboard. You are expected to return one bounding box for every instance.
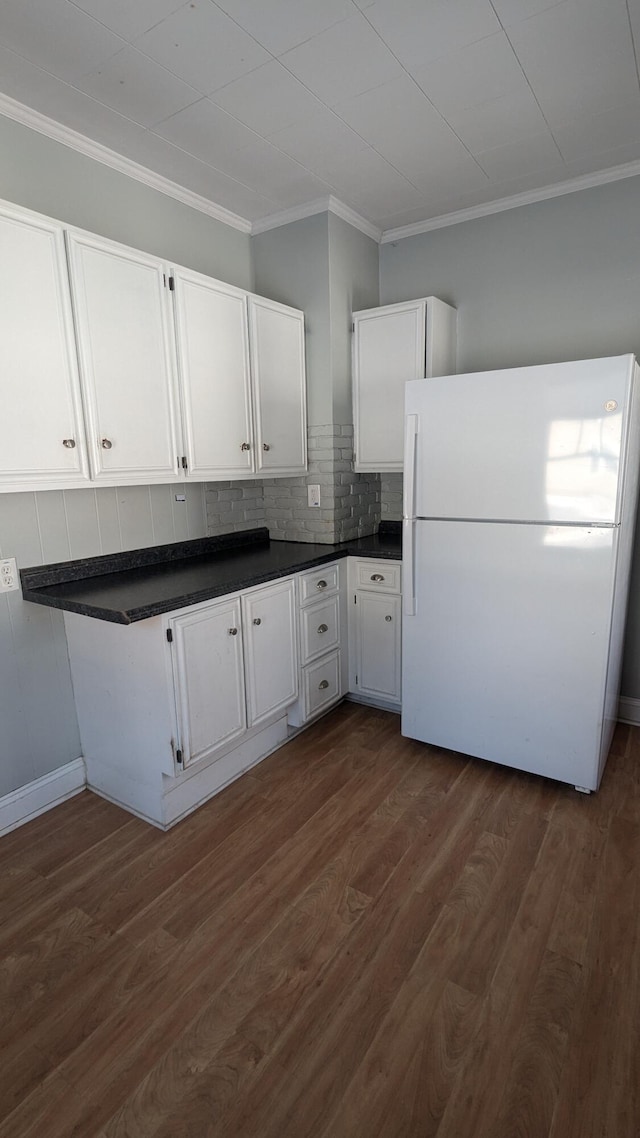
[618,697,640,726]
[0,758,86,837]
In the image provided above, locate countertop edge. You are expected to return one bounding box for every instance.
[21,532,402,625]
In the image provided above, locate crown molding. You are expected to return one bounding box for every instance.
[0,92,252,234]
[380,158,640,243]
[250,195,381,242]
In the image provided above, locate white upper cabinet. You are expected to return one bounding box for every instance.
[1,198,308,492]
[66,232,181,484]
[249,296,307,476]
[0,203,89,492]
[173,267,254,479]
[352,297,457,473]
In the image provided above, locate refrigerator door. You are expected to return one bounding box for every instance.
[401,520,617,789]
[405,355,634,525]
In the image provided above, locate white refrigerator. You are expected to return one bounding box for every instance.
[401,354,640,791]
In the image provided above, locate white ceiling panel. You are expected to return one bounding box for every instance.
[445,90,549,154]
[0,0,124,82]
[154,98,260,163]
[552,98,640,164]
[475,130,564,182]
[69,0,188,42]
[413,32,530,116]
[132,0,271,95]
[358,0,501,71]
[212,0,354,57]
[267,108,370,179]
[215,137,321,198]
[325,146,424,211]
[490,0,565,25]
[507,0,640,126]
[281,13,404,106]
[0,0,639,233]
[209,61,323,136]
[334,75,450,151]
[333,76,489,193]
[75,46,200,127]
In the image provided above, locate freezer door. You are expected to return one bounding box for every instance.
[401,521,617,789]
[405,355,635,524]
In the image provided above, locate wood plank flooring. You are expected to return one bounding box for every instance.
[1,702,639,1137]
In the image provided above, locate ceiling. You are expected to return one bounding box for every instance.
[1,0,639,238]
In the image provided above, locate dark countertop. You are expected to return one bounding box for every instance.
[21,524,402,625]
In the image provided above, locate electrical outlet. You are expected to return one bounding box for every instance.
[307,484,321,508]
[0,557,19,593]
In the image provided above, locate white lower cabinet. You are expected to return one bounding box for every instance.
[348,558,402,709]
[65,576,298,830]
[170,596,246,769]
[288,561,347,728]
[242,579,298,727]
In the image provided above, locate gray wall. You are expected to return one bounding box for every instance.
[0,117,252,797]
[379,175,640,699]
[0,115,253,288]
[250,212,381,543]
[328,213,380,425]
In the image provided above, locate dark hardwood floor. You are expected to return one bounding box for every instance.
[1,701,639,1137]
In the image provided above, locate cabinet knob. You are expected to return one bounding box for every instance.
[319,680,329,690]
[385,615,392,622]
[101,438,113,450]
[316,579,327,590]
[317,623,328,634]
[263,443,270,451]
[62,438,76,449]
[240,442,251,451]
[253,617,261,625]
[228,627,238,635]
[371,573,385,582]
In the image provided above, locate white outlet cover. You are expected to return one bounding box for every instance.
[0,557,19,592]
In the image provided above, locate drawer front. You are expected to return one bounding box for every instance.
[303,651,341,718]
[299,562,339,605]
[355,559,401,593]
[300,595,340,664]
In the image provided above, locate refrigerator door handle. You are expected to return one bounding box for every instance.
[403,414,418,521]
[403,519,416,615]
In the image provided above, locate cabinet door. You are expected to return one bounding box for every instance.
[354,592,401,703]
[173,267,255,478]
[67,232,181,483]
[353,301,426,473]
[243,578,298,728]
[248,297,307,475]
[0,204,89,491]
[171,598,246,768]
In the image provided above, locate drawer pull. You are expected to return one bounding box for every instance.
[228,627,238,636]
[319,679,330,690]
[371,573,385,582]
[101,438,113,450]
[385,615,392,622]
[62,438,76,449]
[317,623,328,634]
[240,442,251,451]
[316,579,327,589]
[253,617,262,626]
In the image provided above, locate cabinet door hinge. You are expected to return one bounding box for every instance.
[350,322,355,333]
[355,674,358,685]
[354,594,357,604]
[166,628,173,643]
[176,748,183,764]
[168,276,175,291]
[181,455,188,470]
